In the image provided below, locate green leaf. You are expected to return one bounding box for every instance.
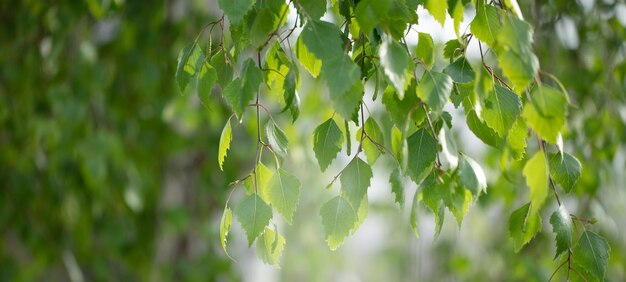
[354,0,393,35]
[382,85,422,129]
[223,59,263,121]
[469,2,501,47]
[523,86,568,144]
[218,117,233,171]
[420,175,445,237]
[572,231,611,281]
[323,56,362,120]
[256,227,285,265]
[267,169,301,224]
[480,85,522,137]
[450,0,464,36]
[508,202,542,252]
[320,196,357,251]
[410,189,420,238]
[223,79,245,120]
[220,206,234,259]
[234,194,273,246]
[443,39,464,59]
[300,20,344,61]
[497,13,533,54]
[504,117,528,161]
[523,152,548,216]
[266,121,289,157]
[352,194,368,234]
[357,117,384,165]
[407,128,437,184]
[549,152,582,193]
[218,0,256,25]
[283,67,300,122]
[415,32,435,68]
[379,36,411,99]
[391,126,407,169]
[443,57,475,84]
[295,36,322,78]
[313,118,344,171]
[250,8,281,48]
[425,0,448,26]
[466,110,501,148]
[211,51,234,88]
[244,163,273,200]
[496,46,539,92]
[340,157,373,208]
[296,0,327,19]
[390,167,404,208]
[175,43,204,93]
[458,154,487,196]
[550,205,573,258]
[198,61,217,102]
[417,71,453,116]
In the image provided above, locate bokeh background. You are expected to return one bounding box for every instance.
[1,0,625,281]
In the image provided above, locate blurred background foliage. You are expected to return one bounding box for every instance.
[0,0,625,281]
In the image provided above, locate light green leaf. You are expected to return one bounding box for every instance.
[266,121,289,157]
[549,152,582,193]
[256,227,285,265]
[340,157,373,208]
[407,128,437,184]
[234,194,273,246]
[244,163,273,200]
[508,202,542,252]
[425,0,448,26]
[443,39,464,59]
[496,46,539,92]
[390,167,404,208]
[198,61,217,102]
[523,85,568,144]
[357,117,384,165]
[354,0,393,35]
[320,196,357,251]
[352,194,368,234]
[391,126,407,169]
[443,57,475,84]
[300,20,344,61]
[497,13,533,54]
[296,0,327,19]
[469,2,501,46]
[218,117,233,171]
[524,152,548,216]
[380,36,411,99]
[415,32,435,68]
[466,110,501,148]
[572,231,611,281]
[175,43,204,93]
[220,206,234,259]
[450,0,464,36]
[420,175,446,237]
[550,205,573,258]
[417,71,453,116]
[458,154,487,196]
[295,36,321,78]
[504,117,528,161]
[323,55,362,120]
[410,189,419,238]
[218,0,256,25]
[313,118,344,171]
[267,169,301,224]
[480,85,522,137]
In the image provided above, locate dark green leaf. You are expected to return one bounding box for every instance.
[443,57,475,83]
[508,202,542,252]
[407,128,437,184]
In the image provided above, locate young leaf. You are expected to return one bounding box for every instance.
[234,194,273,246]
[523,152,549,216]
[313,118,344,171]
[390,167,404,208]
[352,195,368,234]
[295,36,321,78]
[523,85,568,144]
[549,152,582,193]
[549,205,573,258]
[320,196,357,251]
[267,169,301,224]
[266,121,289,157]
[443,39,463,59]
[256,227,285,265]
[220,206,234,259]
[458,154,487,196]
[417,71,453,117]
[340,157,373,208]
[295,0,327,19]
[466,110,501,148]
[379,36,411,99]
[175,42,204,93]
[508,202,542,252]
[480,85,522,137]
[407,128,437,184]
[572,231,611,281]
[218,0,256,25]
[357,117,384,165]
[243,163,273,200]
[218,117,233,171]
[415,32,435,68]
[223,78,245,120]
[425,0,448,26]
[469,2,501,47]
[443,57,475,84]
